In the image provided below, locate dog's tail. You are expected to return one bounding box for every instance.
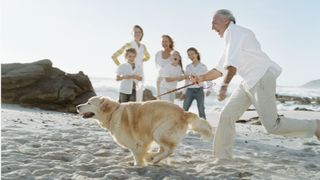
[184,112,213,140]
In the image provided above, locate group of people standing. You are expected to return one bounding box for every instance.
[112,9,320,163]
[112,26,212,119]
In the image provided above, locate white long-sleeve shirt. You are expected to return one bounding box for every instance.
[215,22,282,89]
[184,62,213,92]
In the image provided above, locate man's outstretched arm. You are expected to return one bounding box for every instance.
[197,68,223,82]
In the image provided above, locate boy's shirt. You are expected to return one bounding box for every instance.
[116,62,142,94]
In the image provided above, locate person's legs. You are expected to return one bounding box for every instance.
[159,87,171,102]
[129,89,136,102]
[156,77,162,96]
[136,82,144,102]
[183,89,195,111]
[195,88,206,119]
[213,84,251,160]
[169,92,175,103]
[249,70,317,137]
[119,93,130,103]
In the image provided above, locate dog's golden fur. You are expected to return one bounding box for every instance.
[77,96,213,166]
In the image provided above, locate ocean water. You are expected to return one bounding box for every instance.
[91,77,320,112]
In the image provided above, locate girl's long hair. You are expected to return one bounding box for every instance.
[174,51,184,74]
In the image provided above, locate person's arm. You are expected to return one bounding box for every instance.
[218,66,237,101]
[143,45,150,62]
[111,43,130,65]
[133,75,143,81]
[116,75,133,81]
[133,66,143,81]
[216,27,241,101]
[195,68,223,83]
[164,75,185,82]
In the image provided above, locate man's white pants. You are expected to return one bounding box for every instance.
[213,70,317,159]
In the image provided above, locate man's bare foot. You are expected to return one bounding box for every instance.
[315,120,320,140]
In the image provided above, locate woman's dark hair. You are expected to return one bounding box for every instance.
[162,35,174,50]
[187,47,201,61]
[174,51,184,74]
[133,25,144,41]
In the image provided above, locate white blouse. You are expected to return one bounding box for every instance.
[160,63,183,90]
[155,50,172,78]
[130,41,146,69]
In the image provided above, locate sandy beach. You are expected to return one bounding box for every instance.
[1,104,320,179]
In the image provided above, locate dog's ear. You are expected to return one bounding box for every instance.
[100,98,111,112]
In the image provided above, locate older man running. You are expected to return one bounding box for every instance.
[193,9,320,162]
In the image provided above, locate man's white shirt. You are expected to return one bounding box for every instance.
[215,22,282,89]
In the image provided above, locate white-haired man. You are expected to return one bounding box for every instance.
[193,9,320,162]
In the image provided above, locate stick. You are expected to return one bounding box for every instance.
[157,83,195,98]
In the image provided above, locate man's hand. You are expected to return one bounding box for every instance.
[191,75,203,84]
[218,85,228,101]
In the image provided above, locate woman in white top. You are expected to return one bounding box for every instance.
[159,51,186,102]
[181,47,213,119]
[111,25,150,102]
[155,35,174,96]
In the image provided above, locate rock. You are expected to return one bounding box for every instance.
[143,89,157,101]
[276,94,319,105]
[1,60,96,113]
[293,107,314,111]
[236,116,261,125]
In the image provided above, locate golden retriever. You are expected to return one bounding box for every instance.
[76,96,213,166]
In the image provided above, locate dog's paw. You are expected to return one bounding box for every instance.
[144,153,155,162]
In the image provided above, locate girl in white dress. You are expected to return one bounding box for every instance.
[159,51,186,103]
[111,25,150,102]
[155,35,174,96]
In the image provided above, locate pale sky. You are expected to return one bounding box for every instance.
[1,0,320,86]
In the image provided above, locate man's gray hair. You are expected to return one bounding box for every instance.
[215,9,236,24]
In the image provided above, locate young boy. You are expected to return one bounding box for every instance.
[116,48,143,103]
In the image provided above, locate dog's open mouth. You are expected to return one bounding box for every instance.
[82,112,95,118]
